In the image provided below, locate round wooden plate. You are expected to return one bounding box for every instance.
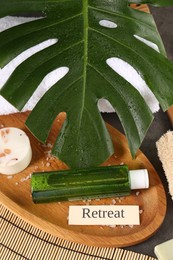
[0,112,166,247]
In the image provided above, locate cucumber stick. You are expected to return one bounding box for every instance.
[31,165,131,203]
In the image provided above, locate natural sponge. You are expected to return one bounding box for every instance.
[156,131,173,200]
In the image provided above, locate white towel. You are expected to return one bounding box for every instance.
[0,16,160,115]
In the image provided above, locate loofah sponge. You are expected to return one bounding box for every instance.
[156,131,173,200]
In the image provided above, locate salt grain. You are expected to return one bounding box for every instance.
[129,225,134,228]
[20,175,31,182]
[46,162,51,167]
[109,225,116,228]
[45,150,51,156]
[47,143,53,148]
[139,209,143,214]
[41,144,47,148]
[136,191,140,196]
[7,175,13,179]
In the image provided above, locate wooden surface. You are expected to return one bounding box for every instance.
[167,106,173,128]
[0,112,167,247]
[131,3,150,12]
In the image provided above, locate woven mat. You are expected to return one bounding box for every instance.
[0,205,156,260]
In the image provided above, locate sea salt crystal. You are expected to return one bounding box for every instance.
[41,144,47,148]
[139,209,143,214]
[109,225,116,228]
[7,175,13,179]
[47,143,53,148]
[136,191,140,196]
[46,162,51,167]
[44,150,52,155]
[129,225,134,228]
[20,174,31,182]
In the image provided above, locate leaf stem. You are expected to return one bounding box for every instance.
[81,0,88,114]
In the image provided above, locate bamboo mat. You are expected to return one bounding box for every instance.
[0,205,156,260]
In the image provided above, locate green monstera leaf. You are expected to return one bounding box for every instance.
[0,0,173,168]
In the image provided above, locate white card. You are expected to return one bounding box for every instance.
[68,205,140,225]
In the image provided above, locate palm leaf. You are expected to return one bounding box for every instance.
[0,0,173,168]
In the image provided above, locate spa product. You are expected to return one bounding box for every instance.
[154,239,173,260]
[31,165,149,203]
[0,127,32,175]
[157,131,173,200]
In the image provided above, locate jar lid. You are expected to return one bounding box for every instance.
[129,169,149,190]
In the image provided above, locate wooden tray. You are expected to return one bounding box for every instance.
[0,112,166,247]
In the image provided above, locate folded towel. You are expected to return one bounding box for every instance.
[0,16,160,115]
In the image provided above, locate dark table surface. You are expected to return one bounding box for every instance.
[103,5,173,257]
